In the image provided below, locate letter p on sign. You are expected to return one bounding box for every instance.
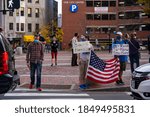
[70,4,78,13]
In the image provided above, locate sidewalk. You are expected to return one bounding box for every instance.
[15,50,149,91]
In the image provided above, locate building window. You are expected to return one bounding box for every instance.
[109,14,116,20]
[102,1,108,7]
[86,1,93,7]
[94,14,101,20]
[16,23,19,31]
[141,24,150,31]
[86,28,94,34]
[9,11,13,16]
[9,23,13,30]
[35,23,39,32]
[102,28,108,33]
[28,0,32,3]
[102,14,108,20]
[28,23,32,32]
[110,1,116,7]
[35,0,39,3]
[21,23,24,31]
[94,1,101,7]
[16,9,19,16]
[20,7,24,16]
[28,8,32,17]
[94,27,101,33]
[86,14,93,20]
[35,8,39,18]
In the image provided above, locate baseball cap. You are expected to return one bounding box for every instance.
[116,31,123,36]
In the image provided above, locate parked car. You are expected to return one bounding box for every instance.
[0,33,20,94]
[130,63,150,100]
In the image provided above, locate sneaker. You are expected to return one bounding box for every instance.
[116,80,120,85]
[29,84,33,89]
[116,80,125,85]
[119,80,125,85]
[79,84,89,90]
[79,84,86,90]
[37,88,42,91]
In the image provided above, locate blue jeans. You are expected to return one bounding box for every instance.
[30,62,42,88]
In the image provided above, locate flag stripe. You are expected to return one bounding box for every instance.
[86,51,120,84]
[88,64,120,75]
[87,66,120,79]
[87,75,118,84]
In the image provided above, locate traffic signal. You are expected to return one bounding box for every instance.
[7,0,20,10]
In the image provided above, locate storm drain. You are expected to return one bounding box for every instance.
[19,83,72,90]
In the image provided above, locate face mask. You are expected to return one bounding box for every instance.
[34,40,39,43]
[116,36,121,40]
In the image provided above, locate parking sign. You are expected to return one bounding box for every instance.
[70,4,78,13]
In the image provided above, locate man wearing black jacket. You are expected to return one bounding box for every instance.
[148,35,150,62]
[129,33,140,73]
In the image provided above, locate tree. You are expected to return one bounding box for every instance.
[55,28,64,42]
[40,23,64,43]
[138,0,150,14]
[40,25,50,43]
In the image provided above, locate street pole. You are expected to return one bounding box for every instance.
[148,35,150,63]
[108,28,111,53]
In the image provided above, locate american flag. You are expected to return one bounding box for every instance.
[86,51,120,84]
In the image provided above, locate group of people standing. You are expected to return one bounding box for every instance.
[26,30,141,91]
[71,31,141,89]
[113,31,140,85]
[26,33,59,91]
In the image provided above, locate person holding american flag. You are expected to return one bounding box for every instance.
[79,35,93,89]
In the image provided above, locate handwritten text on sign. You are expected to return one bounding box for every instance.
[73,41,91,54]
[112,44,129,55]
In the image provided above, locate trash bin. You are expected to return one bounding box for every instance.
[16,47,22,55]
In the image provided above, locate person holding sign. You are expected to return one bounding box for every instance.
[79,35,93,89]
[113,32,128,85]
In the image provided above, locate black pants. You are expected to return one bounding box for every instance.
[129,53,140,73]
[71,49,78,66]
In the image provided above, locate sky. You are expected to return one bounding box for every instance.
[55,0,62,14]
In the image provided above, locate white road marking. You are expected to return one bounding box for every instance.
[125,92,132,95]
[4,93,89,97]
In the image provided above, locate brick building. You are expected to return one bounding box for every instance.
[62,0,150,49]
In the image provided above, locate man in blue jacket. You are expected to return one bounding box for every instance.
[113,32,128,85]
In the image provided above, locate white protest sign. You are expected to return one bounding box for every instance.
[73,41,91,54]
[112,44,129,55]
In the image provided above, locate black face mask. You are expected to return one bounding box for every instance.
[116,36,121,40]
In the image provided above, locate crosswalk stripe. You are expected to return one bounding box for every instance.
[14,88,70,92]
[4,93,89,97]
[125,92,132,95]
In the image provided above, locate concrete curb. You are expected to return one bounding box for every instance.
[85,86,130,92]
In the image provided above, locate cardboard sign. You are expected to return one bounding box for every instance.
[73,41,91,54]
[112,44,129,55]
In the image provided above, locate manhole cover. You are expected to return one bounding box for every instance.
[20,83,72,89]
